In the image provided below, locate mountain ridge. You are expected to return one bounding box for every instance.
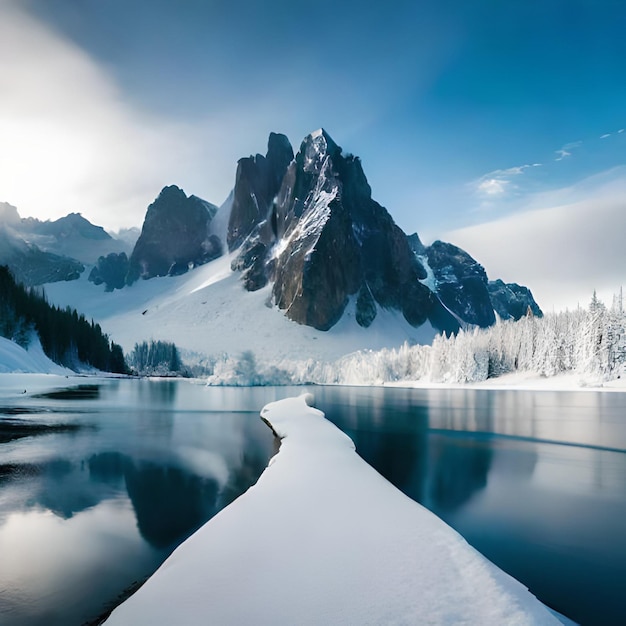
[3,129,542,356]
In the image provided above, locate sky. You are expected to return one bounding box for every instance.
[0,0,624,311]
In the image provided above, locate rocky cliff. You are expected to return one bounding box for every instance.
[229,129,443,331]
[488,279,543,320]
[424,240,496,328]
[127,185,221,283]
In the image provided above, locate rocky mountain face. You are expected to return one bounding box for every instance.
[0,205,131,283]
[229,129,452,331]
[227,133,294,251]
[89,252,130,292]
[406,235,542,327]
[226,129,540,333]
[126,185,221,284]
[1,129,541,337]
[424,240,496,328]
[488,279,543,320]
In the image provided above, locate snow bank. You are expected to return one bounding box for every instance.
[0,336,71,375]
[105,394,561,625]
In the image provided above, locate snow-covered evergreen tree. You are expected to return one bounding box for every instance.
[129,340,187,377]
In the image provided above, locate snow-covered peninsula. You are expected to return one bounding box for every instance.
[104,394,563,625]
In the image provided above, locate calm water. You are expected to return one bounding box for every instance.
[1,381,625,625]
[313,386,626,626]
[0,380,287,626]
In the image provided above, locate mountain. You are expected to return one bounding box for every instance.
[0,226,84,286]
[228,129,457,332]
[226,129,538,333]
[227,132,294,251]
[421,240,496,328]
[126,185,221,283]
[41,128,541,363]
[0,205,133,285]
[0,202,21,226]
[488,279,543,320]
[88,252,130,291]
[19,212,129,263]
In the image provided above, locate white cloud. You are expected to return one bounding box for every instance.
[445,168,626,312]
[600,133,612,139]
[476,178,509,196]
[473,164,537,199]
[554,140,582,161]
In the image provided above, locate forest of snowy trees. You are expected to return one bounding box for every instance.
[0,266,128,373]
[204,291,626,386]
[128,340,187,376]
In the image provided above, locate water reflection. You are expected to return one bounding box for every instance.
[136,378,178,405]
[428,435,493,512]
[0,379,277,626]
[315,385,626,626]
[34,384,101,400]
[125,460,219,549]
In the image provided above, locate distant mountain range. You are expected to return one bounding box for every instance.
[0,201,133,286]
[0,130,541,347]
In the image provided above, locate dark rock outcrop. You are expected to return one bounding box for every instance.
[127,186,221,283]
[356,284,377,328]
[88,252,130,291]
[230,129,436,331]
[407,232,427,257]
[227,133,294,251]
[425,240,495,328]
[488,279,543,320]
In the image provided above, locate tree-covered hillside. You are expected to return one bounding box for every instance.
[0,265,127,372]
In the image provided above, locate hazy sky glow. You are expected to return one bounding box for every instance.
[1,0,625,310]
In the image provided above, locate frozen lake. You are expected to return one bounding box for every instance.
[1,380,625,624]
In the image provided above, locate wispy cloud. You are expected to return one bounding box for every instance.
[473,164,540,199]
[554,140,582,161]
[600,133,612,139]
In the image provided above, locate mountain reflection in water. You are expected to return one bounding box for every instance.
[0,379,280,626]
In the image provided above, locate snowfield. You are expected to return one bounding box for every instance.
[105,394,564,626]
[0,335,71,375]
[43,253,437,364]
[42,252,626,389]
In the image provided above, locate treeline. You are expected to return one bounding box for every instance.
[202,290,626,386]
[0,265,128,372]
[316,290,626,385]
[128,340,187,376]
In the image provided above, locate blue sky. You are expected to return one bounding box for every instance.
[1,0,624,310]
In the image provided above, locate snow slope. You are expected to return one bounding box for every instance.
[0,336,71,374]
[44,253,436,363]
[105,394,562,626]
